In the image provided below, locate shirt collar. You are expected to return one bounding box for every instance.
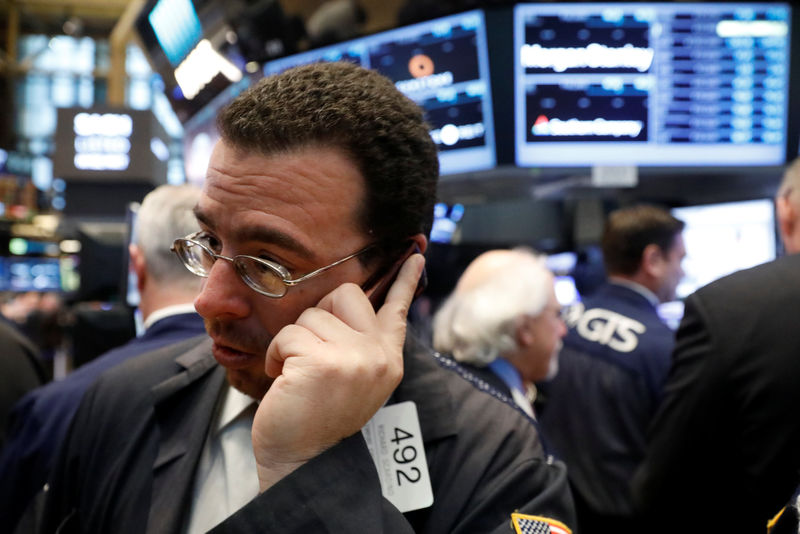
[215,384,258,434]
[143,303,199,331]
[607,277,660,308]
[487,357,526,395]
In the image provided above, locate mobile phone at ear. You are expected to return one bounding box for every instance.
[365,243,427,311]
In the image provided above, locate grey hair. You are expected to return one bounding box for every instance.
[432,249,553,366]
[134,184,202,292]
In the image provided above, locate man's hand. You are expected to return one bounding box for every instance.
[252,254,426,492]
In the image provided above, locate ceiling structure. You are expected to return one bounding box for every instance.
[0,0,403,67]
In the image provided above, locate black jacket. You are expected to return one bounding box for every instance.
[41,332,575,533]
[633,253,800,533]
[0,313,206,531]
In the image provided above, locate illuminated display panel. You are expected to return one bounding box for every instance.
[53,108,170,183]
[2,257,62,292]
[147,0,203,66]
[430,202,465,243]
[264,10,496,176]
[514,3,791,167]
[671,198,777,299]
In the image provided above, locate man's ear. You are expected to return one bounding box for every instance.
[515,315,535,348]
[129,244,147,292]
[776,194,795,243]
[410,233,428,255]
[641,243,664,278]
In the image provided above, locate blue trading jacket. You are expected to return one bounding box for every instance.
[538,282,675,518]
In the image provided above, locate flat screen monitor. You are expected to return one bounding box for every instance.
[671,198,777,299]
[5,257,62,292]
[147,0,203,67]
[514,3,791,167]
[430,202,465,243]
[545,251,578,274]
[264,10,496,176]
[554,275,581,306]
[135,0,247,123]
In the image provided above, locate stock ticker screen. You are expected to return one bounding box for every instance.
[514,3,791,167]
[264,10,496,176]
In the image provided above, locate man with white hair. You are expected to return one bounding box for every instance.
[433,248,566,418]
[0,184,207,531]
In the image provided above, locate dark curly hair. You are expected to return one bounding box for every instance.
[216,61,439,260]
[602,204,685,276]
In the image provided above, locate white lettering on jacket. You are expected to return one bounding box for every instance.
[564,303,647,353]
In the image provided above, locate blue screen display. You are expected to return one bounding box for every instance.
[1,257,62,292]
[264,10,496,176]
[430,202,465,243]
[148,0,203,67]
[514,3,791,167]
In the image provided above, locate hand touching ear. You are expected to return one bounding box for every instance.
[252,254,426,492]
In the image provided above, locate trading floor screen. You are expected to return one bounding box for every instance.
[514,3,791,167]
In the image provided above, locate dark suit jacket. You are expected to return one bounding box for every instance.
[40,332,576,533]
[633,253,800,533]
[0,312,206,530]
[0,320,44,449]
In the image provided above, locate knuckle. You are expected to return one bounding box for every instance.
[296,306,327,326]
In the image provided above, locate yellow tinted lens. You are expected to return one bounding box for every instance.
[180,240,214,276]
[236,257,287,297]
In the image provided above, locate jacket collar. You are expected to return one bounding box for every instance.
[148,338,226,534]
[391,331,459,443]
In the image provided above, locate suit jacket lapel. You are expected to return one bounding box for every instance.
[147,340,227,534]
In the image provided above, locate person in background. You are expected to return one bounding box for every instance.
[39,62,575,534]
[432,248,566,418]
[0,184,206,532]
[0,320,45,450]
[537,204,685,534]
[633,158,800,533]
[776,157,800,255]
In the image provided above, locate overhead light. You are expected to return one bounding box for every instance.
[174,40,242,100]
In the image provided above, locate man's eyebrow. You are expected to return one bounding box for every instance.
[193,206,316,261]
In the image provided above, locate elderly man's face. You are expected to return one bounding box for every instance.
[521,286,567,382]
[192,141,373,399]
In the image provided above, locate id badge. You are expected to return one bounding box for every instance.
[361,401,434,513]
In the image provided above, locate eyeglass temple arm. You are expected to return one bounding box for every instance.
[282,245,375,286]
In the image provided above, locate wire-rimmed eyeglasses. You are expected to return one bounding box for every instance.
[171,231,375,298]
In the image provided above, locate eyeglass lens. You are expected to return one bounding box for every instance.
[175,239,288,297]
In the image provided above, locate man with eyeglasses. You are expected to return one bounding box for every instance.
[633,159,800,534]
[40,62,574,534]
[1,184,206,533]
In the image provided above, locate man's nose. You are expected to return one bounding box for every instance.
[193,258,251,321]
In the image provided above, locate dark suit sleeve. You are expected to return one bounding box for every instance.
[211,433,414,533]
[632,294,747,532]
[631,292,716,524]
